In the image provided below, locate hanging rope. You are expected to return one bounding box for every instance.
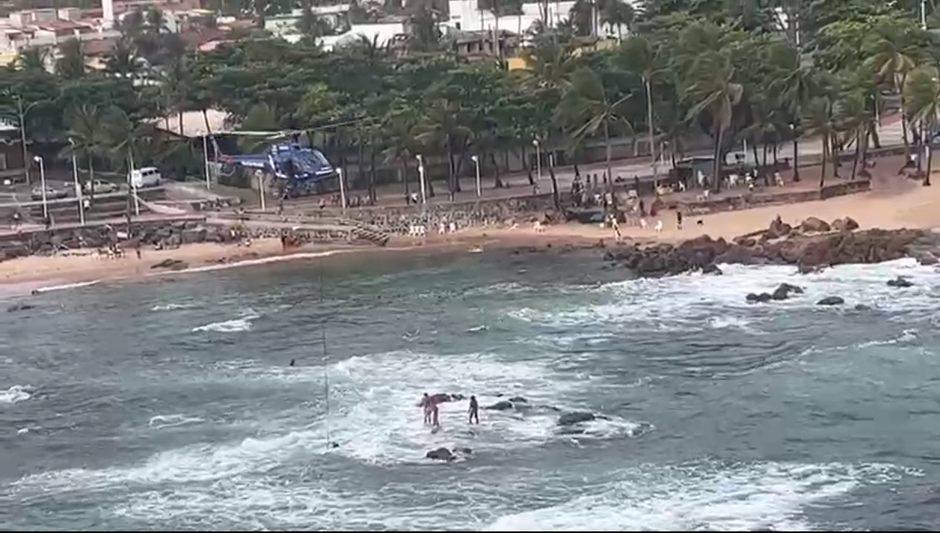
[320,255,333,450]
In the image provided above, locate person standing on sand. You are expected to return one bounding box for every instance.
[468,396,479,424]
[676,210,683,230]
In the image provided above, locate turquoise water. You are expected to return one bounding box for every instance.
[2,251,940,530]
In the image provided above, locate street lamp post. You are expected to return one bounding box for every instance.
[337,168,347,214]
[532,139,542,181]
[33,155,47,219]
[68,139,85,226]
[416,154,427,223]
[470,155,481,198]
[202,135,212,190]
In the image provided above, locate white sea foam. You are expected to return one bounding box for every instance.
[151,303,195,312]
[148,414,205,429]
[0,385,32,405]
[509,259,940,330]
[327,350,613,464]
[30,280,101,294]
[10,350,638,503]
[483,461,919,532]
[90,460,920,530]
[191,313,259,333]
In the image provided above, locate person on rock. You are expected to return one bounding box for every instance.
[419,393,432,425]
[468,395,479,425]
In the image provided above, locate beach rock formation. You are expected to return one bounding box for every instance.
[799,217,831,233]
[605,217,940,278]
[817,296,845,306]
[831,217,860,232]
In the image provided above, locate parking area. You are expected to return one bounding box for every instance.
[0,177,130,205]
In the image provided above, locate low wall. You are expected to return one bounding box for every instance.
[0,217,376,261]
[284,193,564,234]
[679,179,871,215]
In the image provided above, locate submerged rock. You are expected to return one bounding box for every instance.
[485,400,514,411]
[426,446,473,462]
[7,303,35,313]
[557,411,596,426]
[426,447,454,461]
[886,276,914,288]
[817,296,845,306]
[746,292,772,303]
[771,282,804,301]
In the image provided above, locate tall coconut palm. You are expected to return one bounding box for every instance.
[683,52,744,192]
[618,35,660,183]
[865,23,923,156]
[771,54,818,182]
[557,66,633,204]
[802,95,839,188]
[100,106,157,231]
[600,0,635,40]
[62,104,105,203]
[904,67,940,186]
[413,98,471,199]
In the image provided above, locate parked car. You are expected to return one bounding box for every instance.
[83,179,118,195]
[30,185,68,201]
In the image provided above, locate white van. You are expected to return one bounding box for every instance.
[129,167,162,189]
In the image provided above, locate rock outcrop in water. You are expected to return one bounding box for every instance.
[887,276,914,288]
[426,446,473,462]
[604,216,940,277]
[557,411,596,426]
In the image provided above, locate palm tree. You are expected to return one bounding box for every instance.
[55,39,86,80]
[802,96,839,188]
[99,106,157,231]
[413,98,471,199]
[557,66,633,204]
[382,104,420,200]
[772,53,818,182]
[600,0,635,40]
[904,67,940,186]
[834,90,871,181]
[683,52,744,191]
[62,105,105,204]
[619,36,660,183]
[865,22,923,157]
[14,47,47,72]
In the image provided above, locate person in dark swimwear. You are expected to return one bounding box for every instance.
[419,393,431,425]
[468,395,479,425]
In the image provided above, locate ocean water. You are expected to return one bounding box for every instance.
[2,249,940,531]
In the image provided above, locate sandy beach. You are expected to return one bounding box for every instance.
[2,175,938,294]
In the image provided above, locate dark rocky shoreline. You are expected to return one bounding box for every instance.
[602,216,940,277]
